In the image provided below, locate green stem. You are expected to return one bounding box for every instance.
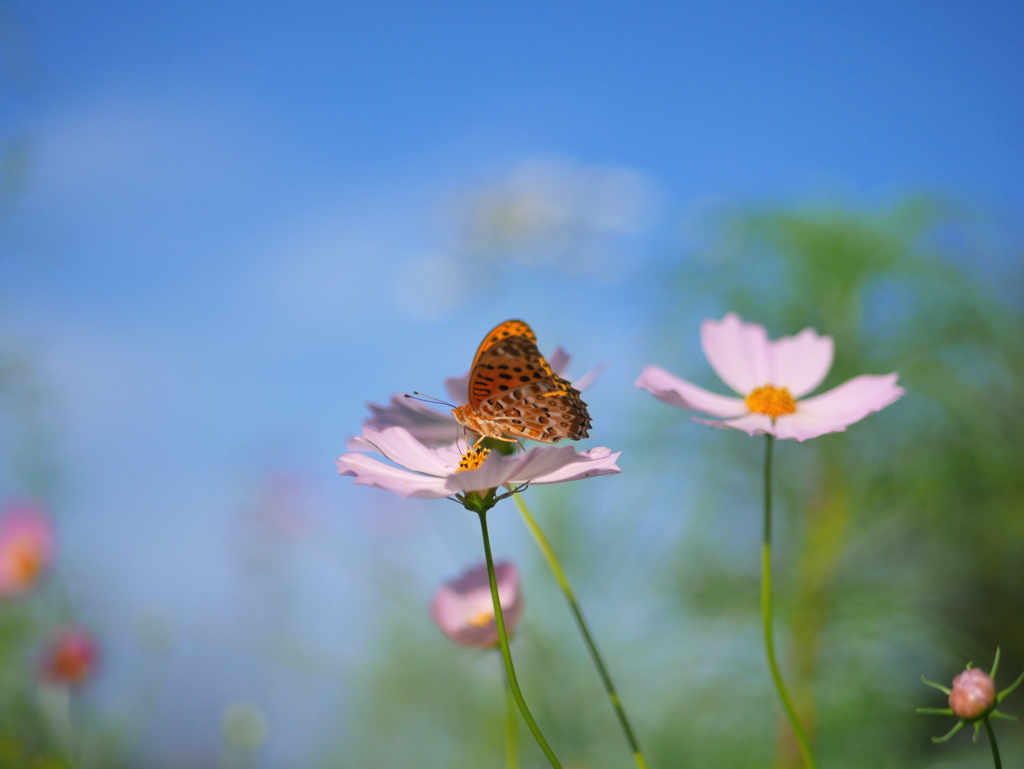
[477,511,563,769]
[983,717,1001,769]
[502,654,520,769]
[761,434,817,769]
[513,492,648,769]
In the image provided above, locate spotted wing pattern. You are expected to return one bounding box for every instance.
[461,320,591,443]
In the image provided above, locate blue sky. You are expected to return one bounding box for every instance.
[2,0,1023,761]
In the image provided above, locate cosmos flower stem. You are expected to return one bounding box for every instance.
[983,717,1001,769]
[477,510,563,769]
[38,684,76,765]
[761,434,817,769]
[502,654,520,769]
[512,492,649,769]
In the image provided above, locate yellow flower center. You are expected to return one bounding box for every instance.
[456,447,491,472]
[2,534,45,587]
[466,607,495,627]
[745,385,797,418]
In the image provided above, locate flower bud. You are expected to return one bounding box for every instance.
[40,627,98,687]
[948,667,996,720]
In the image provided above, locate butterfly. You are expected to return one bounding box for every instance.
[451,320,592,445]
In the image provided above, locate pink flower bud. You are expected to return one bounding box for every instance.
[948,667,996,720]
[40,627,98,687]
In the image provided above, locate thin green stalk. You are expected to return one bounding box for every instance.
[983,717,1001,769]
[502,655,520,769]
[761,434,816,769]
[513,492,648,769]
[477,510,563,769]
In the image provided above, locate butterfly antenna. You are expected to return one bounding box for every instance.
[406,391,455,408]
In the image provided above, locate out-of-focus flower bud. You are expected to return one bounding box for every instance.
[40,627,98,687]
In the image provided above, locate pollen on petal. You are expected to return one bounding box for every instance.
[745,385,797,418]
[457,447,491,472]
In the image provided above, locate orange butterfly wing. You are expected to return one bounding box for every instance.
[463,320,591,443]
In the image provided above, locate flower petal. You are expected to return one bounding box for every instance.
[772,373,904,441]
[0,502,54,599]
[547,346,570,376]
[701,313,772,395]
[525,447,622,484]
[444,444,622,493]
[696,412,775,437]
[444,449,518,494]
[766,327,834,398]
[360,395,460,447]
[444,373,470,405]
[335,452,451,498]
[636,365,748,417]
[505,444,589,483]
[446,444,577,493]
[572,361,607,393]
[355,426,460,477]
[430,561,522,649]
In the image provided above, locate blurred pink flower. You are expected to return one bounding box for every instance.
[337,425,621,499]
[0,501,54,599]
[361,347,602,447]
[636,313,904,441]
[430,561,523,649]
[40,626,98,687]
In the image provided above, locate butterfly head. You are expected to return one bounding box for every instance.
[451,404,499,442]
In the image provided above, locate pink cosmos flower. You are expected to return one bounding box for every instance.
[0,501,55,599]
[337,425,621,499]
[636,313,904,441]
[40,626,98,687]
[430,561,523,649]
[361,347,602,447]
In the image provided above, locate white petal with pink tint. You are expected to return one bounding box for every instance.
[701,313,771,394]
[335,452,451,498]
[697,412,775,437]
[772,373,905,441]
[765,328,834,398]
[635,365,747,417]
[355,426,458,477]
[360,395,461,448]
[514,447,621,485]
[446,445,620,493]
[340,426,621,500]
